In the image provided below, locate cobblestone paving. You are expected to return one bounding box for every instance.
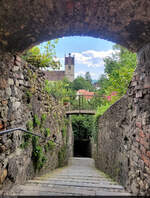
[10,158,130,196]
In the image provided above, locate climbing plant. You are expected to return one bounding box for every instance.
[22,40,61,69]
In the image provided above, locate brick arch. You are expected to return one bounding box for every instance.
[1,0,150,53]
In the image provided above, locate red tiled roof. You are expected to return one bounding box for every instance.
[77,89,95,99]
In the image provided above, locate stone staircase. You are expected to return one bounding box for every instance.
[7,158,130,196]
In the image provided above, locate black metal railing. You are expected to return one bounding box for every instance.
[64,95,99,112]
[0,128,61,146]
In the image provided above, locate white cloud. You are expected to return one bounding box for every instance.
[72,49,115,68]
[75,71,86,78]
[75,71,100,79]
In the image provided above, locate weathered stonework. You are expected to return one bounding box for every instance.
[0,0,150,53]
[93,43,150,196]
[0,55,73,192]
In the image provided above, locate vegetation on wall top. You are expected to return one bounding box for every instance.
[22,40,61,69]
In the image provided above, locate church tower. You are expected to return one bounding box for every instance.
[65,53,74,82]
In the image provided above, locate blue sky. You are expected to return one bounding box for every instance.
[54,36,115,80]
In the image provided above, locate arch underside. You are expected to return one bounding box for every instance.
[0,0,150,53]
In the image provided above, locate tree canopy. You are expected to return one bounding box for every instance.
[85,72,92,83]
[71,76,94,91]
[97,44,137,100]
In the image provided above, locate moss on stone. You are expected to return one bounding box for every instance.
[58,145,67,167]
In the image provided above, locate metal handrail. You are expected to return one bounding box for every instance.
[0,128,61,146]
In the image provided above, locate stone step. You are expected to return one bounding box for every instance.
[7,157,130,196]
[35,176,113,181]
[28,178,116,185]
[14,184,129,196]
[26,180,123,190]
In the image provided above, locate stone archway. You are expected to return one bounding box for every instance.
[1,0,150,53]
[0,0,150,196]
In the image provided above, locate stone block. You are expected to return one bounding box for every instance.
[8,78,14,85]
[131,181,139,194]
[136,137,140,142]
[0,78,7,89]
[15,60,21,66]
[142,118,147,126]
[7,158,18,182]
[15,80,19,87]
[2,100,8,105]
[16,56,22,62]
[145,166,150,175]
[136,91,143,98]
[5,87,11,97]
[0,122,4,130]
[12,66,19,72]
[134,98,139,104]
[18,80,24,85]
[140,138,149,149]
[144,76,150,88]
[0,168,7,184]
[145,133,149,139]
[0,145,6,153]
[136,121,142,129]
[139,130,145,138]
[135,75,140,81]
[131,81,137,87]
[12,101,21,111]
[146,151,150,158]
[140,145,146,154]
[141,155,150,167]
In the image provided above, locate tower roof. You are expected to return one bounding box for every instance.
[65,53,74,65]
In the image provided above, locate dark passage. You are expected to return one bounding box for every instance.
[74,139,91,157]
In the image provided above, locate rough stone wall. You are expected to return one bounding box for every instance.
[0,54,73,192]
[93,96,131,187]
[1,0,150,53]
[93,43,150,195]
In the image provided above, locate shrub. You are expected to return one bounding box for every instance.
[33,114,41,128]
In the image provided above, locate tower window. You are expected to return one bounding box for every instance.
[68,65,71,70]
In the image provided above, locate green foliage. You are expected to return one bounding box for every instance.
[85,72,92,83]
[21,120,33,148]
[101,44,136,97]
[33,114,41,128]
[40,127,45,134]
[58,145,67,167]
[64,118,69,126]
[32,136,47,170]
[47,140,56,150]
[61,126,67,138]
[44,78,75,102]
[22,40,61,69]
[20,141,29,149]
[91,44,137,142]
[20,134,32,149]
[71,115,94,141]
[96,44,137,113]
[26,120,33,131]
[71,76,94,91]
[44,144,49,153]
[26,90,32,102]
[45,128,51,137]
[95,104,111,117]
[41,114,47,124]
